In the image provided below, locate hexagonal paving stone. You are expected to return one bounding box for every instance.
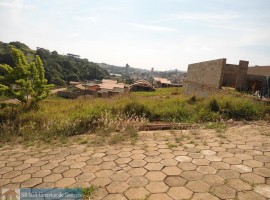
[55,178,76,187]
[106,182,129,193]
[254,184,270,198]
[192,159,210,166]
[144,151,160,157]
[167,187,193,200]
[11,174,31,183]
[203,174,225,186]
[177,163,197,171]
[162,166,182,176]
[186,180,210,192]
[181,171,203,181]
[217,169,240,179]
[2,171,21,179]
[254,168,270,177]
[128,168,147,176]
[21,178,43,188]
[254,155,270,162]
[91,177,112,187]
[91,153,106,158]
[144,156,162,163]
[128,176,148,187]
[131,154,146,160]
[243,159,264,168]
[102,155,118,161]
[99,161,116,170]
[63,169,82,178]
[188,153,203,159]
[241,173,265,184]
[201,150,216,156]
[70,162,86,169]
[118,152,132,158]
[32,170,51,178]
[161,159,178,166]
[226,179,252,191]
[124,187,150,200]
[231,164,252,173]
[95,170,114,178]
[238,191,266,200]
[210,185,236,199]
[193,193,219,200]
[210,161,230,170]
[44,174,62,182]
[129,160,147,168]
[145,171,166,181]
[86,158,103,165]
[223,157,242,165]
[110,172,130,182]
[160,153,175,159]
[175,156,192,162]
[205,155,222,162]
[196,166,217,175]
[144,163,164,171]
[22,166,40,174]
[164,176,187,187]
[115,158,132,165]
[146,182,169,193]
[148,193,173,200]
[76,172,95,182]
[103,194,127,200]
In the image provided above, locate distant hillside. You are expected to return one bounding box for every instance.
[98,63,150,74]
[0,41,110,86]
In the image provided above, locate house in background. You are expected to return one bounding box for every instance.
[130,80,155,91]
[154,77,172,87]
[58,79,129,99]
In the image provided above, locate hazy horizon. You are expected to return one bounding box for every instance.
[1,0,270,71]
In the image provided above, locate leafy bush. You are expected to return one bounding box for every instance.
[123,101,151,118]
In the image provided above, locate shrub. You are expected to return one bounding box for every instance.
[123,101,151,118]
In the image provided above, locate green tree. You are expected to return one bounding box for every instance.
[0,47,53,108]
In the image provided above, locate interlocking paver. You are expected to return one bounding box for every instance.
[203,174,225,186]
[175,156,192,162]
[238,191,266,200]
[144,163,164,171]
[106,182,129,193]
[167,187,193,199]
[196,166,217,174]
[128,176,148,187]
[145,171,166,181]
[146,182,169,193]
[210,185,236,199]
[148,193,172,200]
[1,123,270,199]
[186,180,210,192]
[226,179,252,191]
[254,184,270,198]
[124,187,150,199]
[164,176,187,187]
[181,171,203,181]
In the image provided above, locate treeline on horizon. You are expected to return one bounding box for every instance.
[0,41,110,86]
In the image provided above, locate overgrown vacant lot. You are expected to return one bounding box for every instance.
[0,88,269,146]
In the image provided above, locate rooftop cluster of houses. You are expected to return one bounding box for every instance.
[57,77,177,99]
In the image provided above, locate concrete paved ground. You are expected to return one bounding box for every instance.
[0,122,270,200]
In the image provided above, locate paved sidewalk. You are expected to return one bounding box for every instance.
[0,123,270,200]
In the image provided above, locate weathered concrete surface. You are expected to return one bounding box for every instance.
[0,122,270,200]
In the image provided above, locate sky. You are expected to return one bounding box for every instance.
[0,0,270,71]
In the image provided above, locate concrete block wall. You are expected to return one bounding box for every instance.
[235,60,249,90]
[186,58,226,89]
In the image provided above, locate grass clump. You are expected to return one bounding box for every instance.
[0,88,269,145]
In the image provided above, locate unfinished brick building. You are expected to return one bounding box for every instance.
[184,58,270,97]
